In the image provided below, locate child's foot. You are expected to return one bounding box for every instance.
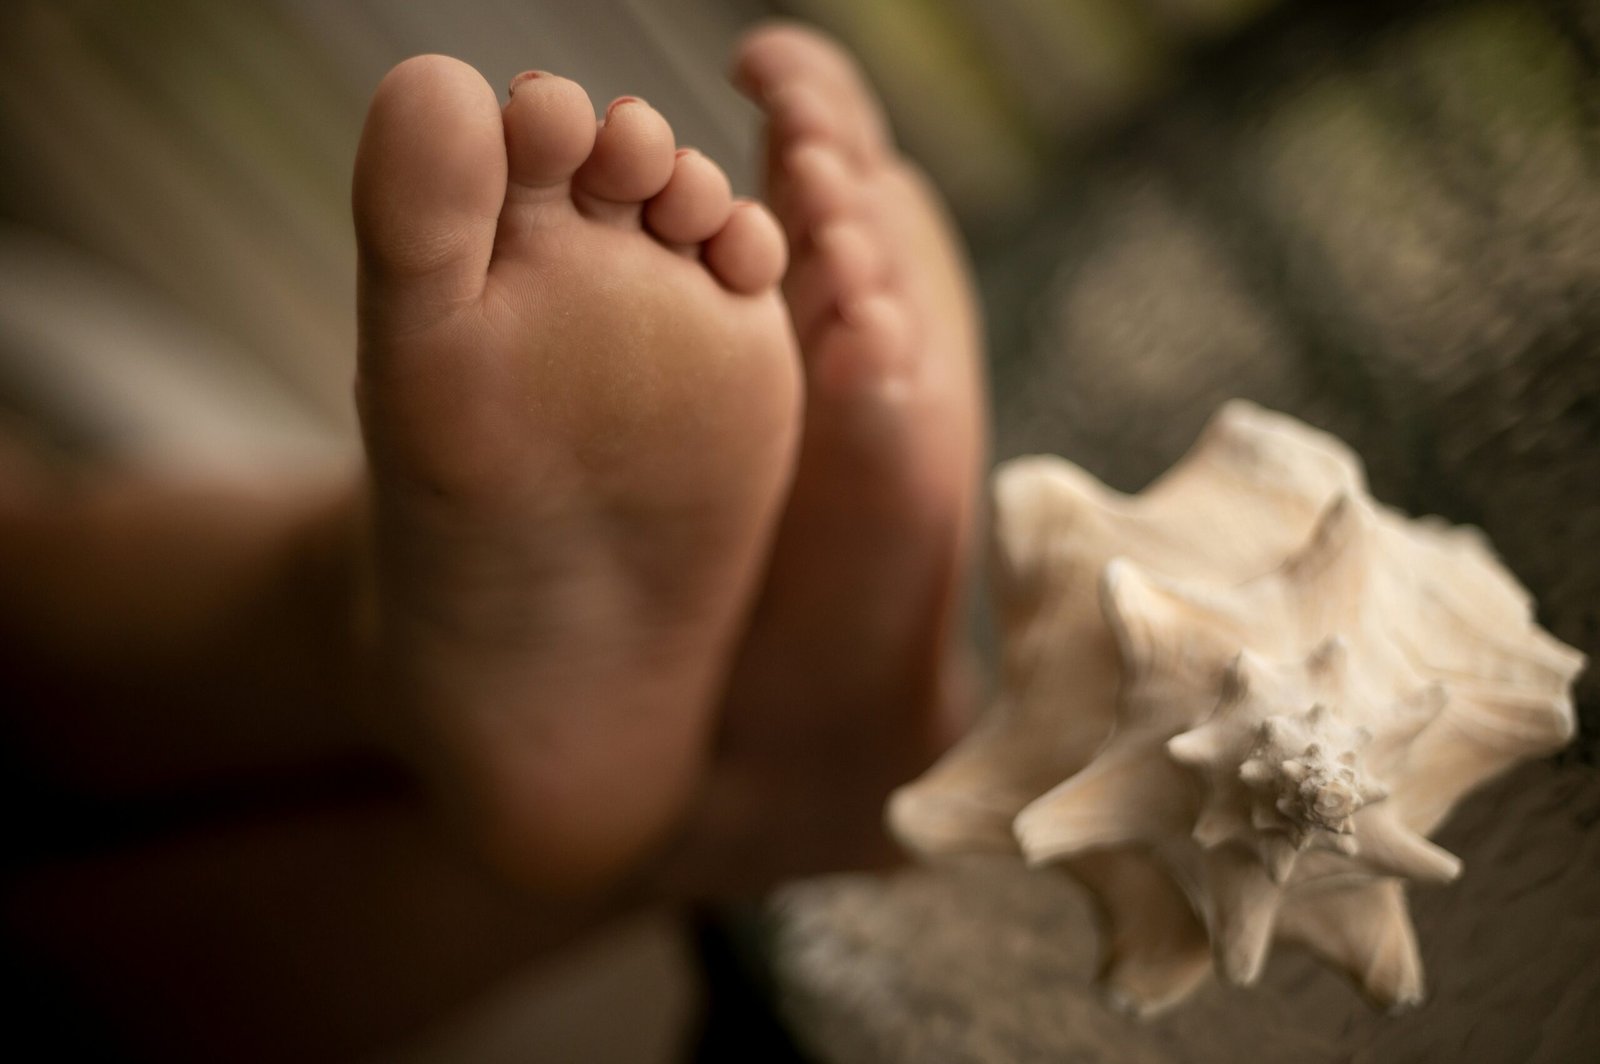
[353,57,800,892]
[667,24,989,890]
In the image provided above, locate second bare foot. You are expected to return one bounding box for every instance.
[666,24,989,891]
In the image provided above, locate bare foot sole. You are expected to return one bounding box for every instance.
[353,57,800,892]
[666,23,989,891]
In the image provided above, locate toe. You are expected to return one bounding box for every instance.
[784,220,887,340]
[733,21,891,166]
[644,149,734,245]
[810,293,913,399]
[703,200,787,294]
[354,55,505,326]
[774,143,858,243]
[575,97,676,205]
[764,82,836,147]
[502,72,597,189]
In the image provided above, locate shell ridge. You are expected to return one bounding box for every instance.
[1013,744,1195,866]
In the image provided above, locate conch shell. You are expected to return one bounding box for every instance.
[889,401,1585,1016]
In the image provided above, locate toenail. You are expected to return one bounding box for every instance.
[509,70,550,93]
[605,96,645,118]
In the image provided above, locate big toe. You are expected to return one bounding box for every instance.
[354,55,506,330]
[732,22,890,165]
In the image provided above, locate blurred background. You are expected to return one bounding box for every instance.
[0,0,1314,476]
[1,0,1597,1060]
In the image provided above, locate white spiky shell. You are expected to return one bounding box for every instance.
[888,401,1585,1016]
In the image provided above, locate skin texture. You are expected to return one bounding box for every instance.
[0,23,989,1061]
[354,57,800,893]
[664,23,989,892]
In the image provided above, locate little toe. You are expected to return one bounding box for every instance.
[574,97,676,207]
[644,149,733,245]
[785,220,887,340]
[703,201,787,294]
[354,55,506,330]
[502,72,598,189]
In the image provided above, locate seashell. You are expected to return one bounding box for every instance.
[888,401,1585,1016]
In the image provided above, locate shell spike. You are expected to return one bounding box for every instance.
[1191,802,1247,849]
[1073,853,1215,1018]
[1013,749,1192,866]
[1225,649,1271,699]
[991,455,1110,600]
[1238,757,1273,785]
[1278,881,1426,1010]
[1100,560,1231,674]
[1259,836,1300,884]
[1282,495,1375,622]
[883,713,1042,858]
[1205,847,1283,985]
[1353,809,1463,884]
[1167,722,1233,769]
[1100,558,1168,663]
